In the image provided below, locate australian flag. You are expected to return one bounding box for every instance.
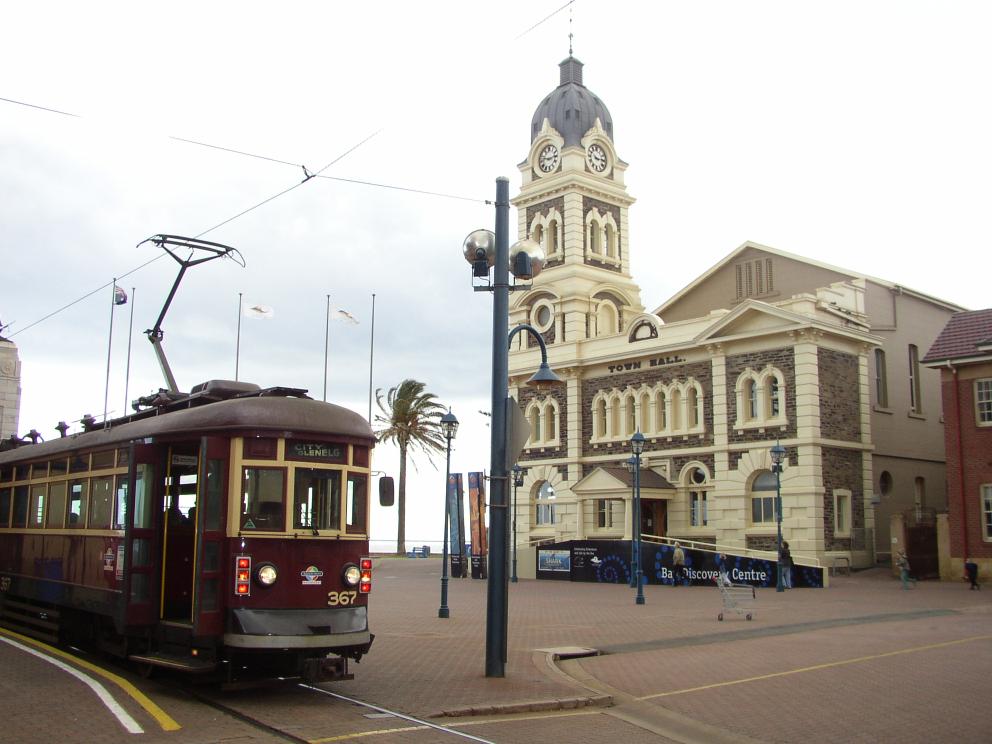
[113,285,128,305]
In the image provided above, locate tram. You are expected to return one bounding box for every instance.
[0,380,389,682]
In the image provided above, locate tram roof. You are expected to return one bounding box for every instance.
[0,396,374,464]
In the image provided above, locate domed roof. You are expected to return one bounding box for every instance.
[530,56,613,147]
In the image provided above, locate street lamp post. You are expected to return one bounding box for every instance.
[511,465,523,583]
[631,431,646,605]
[770,442,786,593]
[438,409,459,618]
[462,179,560,677]
[625,456,638,588]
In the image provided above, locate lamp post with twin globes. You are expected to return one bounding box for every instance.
[462,177,563,677]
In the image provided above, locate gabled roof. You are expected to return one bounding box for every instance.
[692,298,879,346]
[654,240,965,317]
[571,465,675,498]
[922,309,992,365]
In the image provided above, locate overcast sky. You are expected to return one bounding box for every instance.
[2,1,989,550]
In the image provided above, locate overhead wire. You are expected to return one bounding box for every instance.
[3,1,568,339]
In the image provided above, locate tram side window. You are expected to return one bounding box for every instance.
[0,488,11,527]
[29,484,47,527]
[50,457,68,476]
[11,486,29,528]
[294,469,341,531]
[47,482,67,529]
[346,474,367,534]
[67,479,88,528]
[242,467,286,531]
[114,475,128,530]
[89,476,114,530]
[133,464,153,529]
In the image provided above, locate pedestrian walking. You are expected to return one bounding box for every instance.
[672,541,686,586]
[896,550,917,589]
[779,541,793,589]
[964,559,980,590]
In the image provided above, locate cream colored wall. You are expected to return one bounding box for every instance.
[0,340,21,440]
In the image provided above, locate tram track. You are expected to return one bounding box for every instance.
[177,677,496,743]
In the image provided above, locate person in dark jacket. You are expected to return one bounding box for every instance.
[964,559,980,590]
[779,541,793,589]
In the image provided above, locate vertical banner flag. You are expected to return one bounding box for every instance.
[447,474,464,578]
[468,472,488,579]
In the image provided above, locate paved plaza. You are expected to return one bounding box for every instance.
[1,556,990,743]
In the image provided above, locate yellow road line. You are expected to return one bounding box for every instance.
[0,626,182,731]
[639,634,992,701]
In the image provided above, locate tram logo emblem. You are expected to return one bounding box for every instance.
[301,565,324,585]
[103,548,115,572]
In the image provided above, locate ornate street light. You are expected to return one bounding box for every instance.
[630,431,646,605]
[625,456,638,588]
[770,442,787,593]
[511,465,524,583]
[438,409,459,618]
[462,178,562,677]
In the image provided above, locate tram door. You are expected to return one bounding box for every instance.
[192,437,229,637]
[161,443,200,621]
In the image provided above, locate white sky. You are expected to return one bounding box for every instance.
[2,1,989,550]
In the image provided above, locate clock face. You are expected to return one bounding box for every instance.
[538,143,559,173]
[587,144,608,172]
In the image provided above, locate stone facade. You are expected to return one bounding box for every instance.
[0,337,21,440]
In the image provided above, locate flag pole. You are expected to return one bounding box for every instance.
[235,292,243,381]
[323,294,331,402]
[123,286,136,414]
[368,292,376,423]
[103,278,117,428]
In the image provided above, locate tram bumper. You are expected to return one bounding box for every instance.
[224,606,373,658]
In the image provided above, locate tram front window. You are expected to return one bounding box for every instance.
[294,469,341,532]
[242,467,286,531]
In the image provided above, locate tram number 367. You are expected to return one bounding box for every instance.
[327,590,358,606]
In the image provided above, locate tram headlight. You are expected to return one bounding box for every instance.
[256,563,278,586]
[342,563,361,587]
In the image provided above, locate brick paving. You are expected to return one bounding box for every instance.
[1,557,990,743]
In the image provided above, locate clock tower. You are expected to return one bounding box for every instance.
[510,56,644,346]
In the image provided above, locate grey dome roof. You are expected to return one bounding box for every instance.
[530,57,613,147]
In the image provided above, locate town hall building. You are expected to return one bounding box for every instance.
[508,56,963,572]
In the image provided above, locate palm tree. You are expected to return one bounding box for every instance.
[375,379,447,555]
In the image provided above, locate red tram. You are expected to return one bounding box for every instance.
[0,380,387,683]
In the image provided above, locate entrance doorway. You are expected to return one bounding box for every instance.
[641,500,667,538]
[160,443,199,621]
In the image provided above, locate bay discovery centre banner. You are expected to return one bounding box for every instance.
[536,540,825,588]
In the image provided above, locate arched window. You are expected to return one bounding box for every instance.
[595,398,607,439]
[639,392,652,433]
[656,389,667,431]
[589,219,601,254]
[548,218,559,255]
[529,405,541,443]
[543,401,556,441]
[534,481,556,526]
[687,386,699,429]
[605,223,616,258]
[750,470,778,524]
[746,379,758,421]
[670,388,682,431]
[532,223,544,253]
[766,376,780,418]
[684,465,710,527]
[609,395,621,439]
[625,394,637,436]
[596,301,618,337]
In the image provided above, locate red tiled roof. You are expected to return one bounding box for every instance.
[922,309,992,363]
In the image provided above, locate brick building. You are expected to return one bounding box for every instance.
[507,57,962,572]
[923,310,992,579]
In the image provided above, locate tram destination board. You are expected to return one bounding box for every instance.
[286,440,347,463]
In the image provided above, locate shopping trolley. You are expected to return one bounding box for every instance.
[716,576,756,621]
